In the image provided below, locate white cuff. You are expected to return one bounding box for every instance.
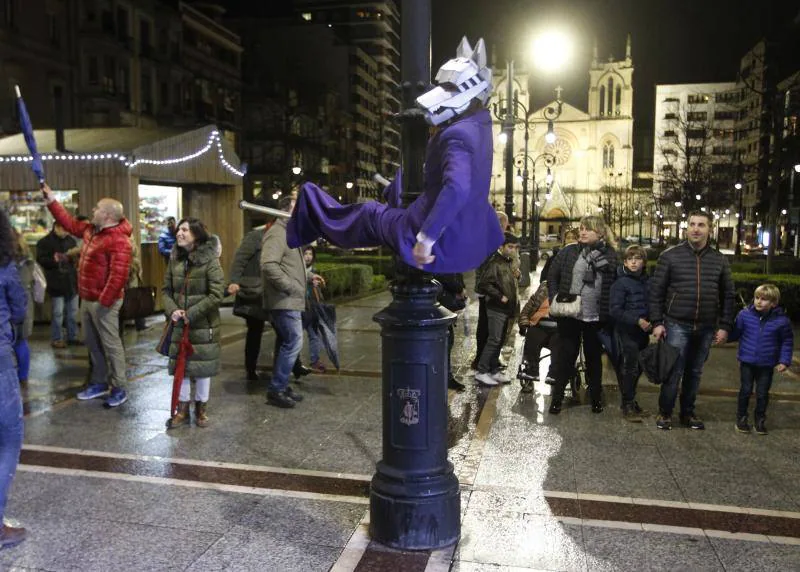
[415,231,436,248]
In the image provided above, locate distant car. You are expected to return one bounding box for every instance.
[539,234,559,243]
[624,235,642,243]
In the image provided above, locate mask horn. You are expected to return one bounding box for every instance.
[472,38,487,69]
[456,36,473,59]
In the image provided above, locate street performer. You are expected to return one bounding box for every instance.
[286,37,503,272]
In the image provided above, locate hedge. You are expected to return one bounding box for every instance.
[731,273,800,321]
[315,262,379,298]
[317,253,395,279]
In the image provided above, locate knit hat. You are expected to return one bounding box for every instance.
[503,232,520,245]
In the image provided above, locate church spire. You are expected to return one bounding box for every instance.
[625,33,632,63]
[592,37,598,68]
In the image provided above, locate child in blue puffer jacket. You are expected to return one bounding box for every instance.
[729,283,793,435]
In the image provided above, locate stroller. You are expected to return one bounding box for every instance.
[517,319,585,400]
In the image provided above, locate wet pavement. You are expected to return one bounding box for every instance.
[3,265,800,571]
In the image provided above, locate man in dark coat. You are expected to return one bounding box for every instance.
[649,211,735,431]
[36,222,79,347]
[434,272,468,391]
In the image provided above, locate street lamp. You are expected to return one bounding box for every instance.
[291,166,302,175]
[515,151,556,267]
[735,180,744,256]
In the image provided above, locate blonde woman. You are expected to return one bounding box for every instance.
[546,216,618,415]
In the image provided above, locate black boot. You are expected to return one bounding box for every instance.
[293,363,312,380]
[548,397,563,415]
[267,391,296,408]
[448,376,466,392]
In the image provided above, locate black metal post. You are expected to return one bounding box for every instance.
[735,185,744,256]
[520,124,529,243]
[369,0,460,550]
[503,60,515,223]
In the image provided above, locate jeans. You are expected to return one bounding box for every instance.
[306,324,322,364]
[244,317,265,373]
[82,299,126,388]
[658,319,715,417]
[553,318,604,402]
[13,339,30,381]
[0,351,23,521]
[269,310,303,393]
[615,326,648,404]
[477,308,510,373]
[51,294,79,342]
[738,363,774,420]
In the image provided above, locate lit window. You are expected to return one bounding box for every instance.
[301,12,312,21]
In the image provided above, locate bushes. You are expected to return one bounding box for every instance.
[732,273,800,321]
[315,262,374,298]
[317,252,395,279]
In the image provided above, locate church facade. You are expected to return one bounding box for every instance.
[489,37,638,239]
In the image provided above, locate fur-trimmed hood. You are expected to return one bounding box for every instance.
[171,237,218,266]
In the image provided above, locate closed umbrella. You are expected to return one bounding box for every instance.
[14,85,45,185]
[170,325,194,416]
[310,289,340,370]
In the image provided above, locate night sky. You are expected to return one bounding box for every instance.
[432,0,796,137]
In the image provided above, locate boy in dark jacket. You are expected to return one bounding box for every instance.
[609,245,651,422]
[474,232,519,386]
[434,273,468,391]
[729,284,793,435]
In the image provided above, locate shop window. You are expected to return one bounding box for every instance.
[4,189,78,243]
[139,184,181,243]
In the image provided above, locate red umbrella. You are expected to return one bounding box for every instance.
[170,325,194,417]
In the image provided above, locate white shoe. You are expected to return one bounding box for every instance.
[474,372,499,386]
[492,371,512,384]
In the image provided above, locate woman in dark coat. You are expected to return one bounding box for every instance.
[547,216,618,415]
[162,218,224,429]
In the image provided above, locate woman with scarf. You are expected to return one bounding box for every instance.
[547,216,618,415]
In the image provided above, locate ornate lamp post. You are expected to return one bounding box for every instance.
[516,151,555,261]
[368,0,460,550]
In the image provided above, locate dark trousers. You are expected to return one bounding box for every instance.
[474,297,488,364]
[553,318,603,402]
[477,308,510,373]
[245,317,265,374]
[615,326,648,404]
[522,326,554,365]
[738,362,774,420]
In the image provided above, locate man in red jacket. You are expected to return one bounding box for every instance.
[42,184,133,407]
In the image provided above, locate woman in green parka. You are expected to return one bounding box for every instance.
[161,218,224,429]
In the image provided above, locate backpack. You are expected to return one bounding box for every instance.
[32,261,47,304]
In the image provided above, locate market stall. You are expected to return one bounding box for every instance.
[0,124,245,313]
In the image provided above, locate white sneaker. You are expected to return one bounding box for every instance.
[474,372,499,386]
[492,371,512,384]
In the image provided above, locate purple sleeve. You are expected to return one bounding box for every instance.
[419,129,472,241]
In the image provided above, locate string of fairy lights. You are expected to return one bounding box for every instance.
[0,130,246,178]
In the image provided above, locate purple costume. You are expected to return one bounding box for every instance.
[286,108,503,273]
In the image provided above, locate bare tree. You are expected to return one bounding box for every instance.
[656,98,736,216]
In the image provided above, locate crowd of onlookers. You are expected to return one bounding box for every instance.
[461,209,793,438]
[0,187,333,548]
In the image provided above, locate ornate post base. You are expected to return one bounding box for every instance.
[370,278,460,550]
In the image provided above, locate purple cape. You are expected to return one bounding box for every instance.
[287,108,503,273]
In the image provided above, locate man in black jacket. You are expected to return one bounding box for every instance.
[649,211,735,431]
[36,222,79,348]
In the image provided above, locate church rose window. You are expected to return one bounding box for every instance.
[544,139,572,166]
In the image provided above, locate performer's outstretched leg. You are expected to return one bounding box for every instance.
[287,182,389,249]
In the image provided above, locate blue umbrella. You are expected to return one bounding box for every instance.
[14,85,45,185]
